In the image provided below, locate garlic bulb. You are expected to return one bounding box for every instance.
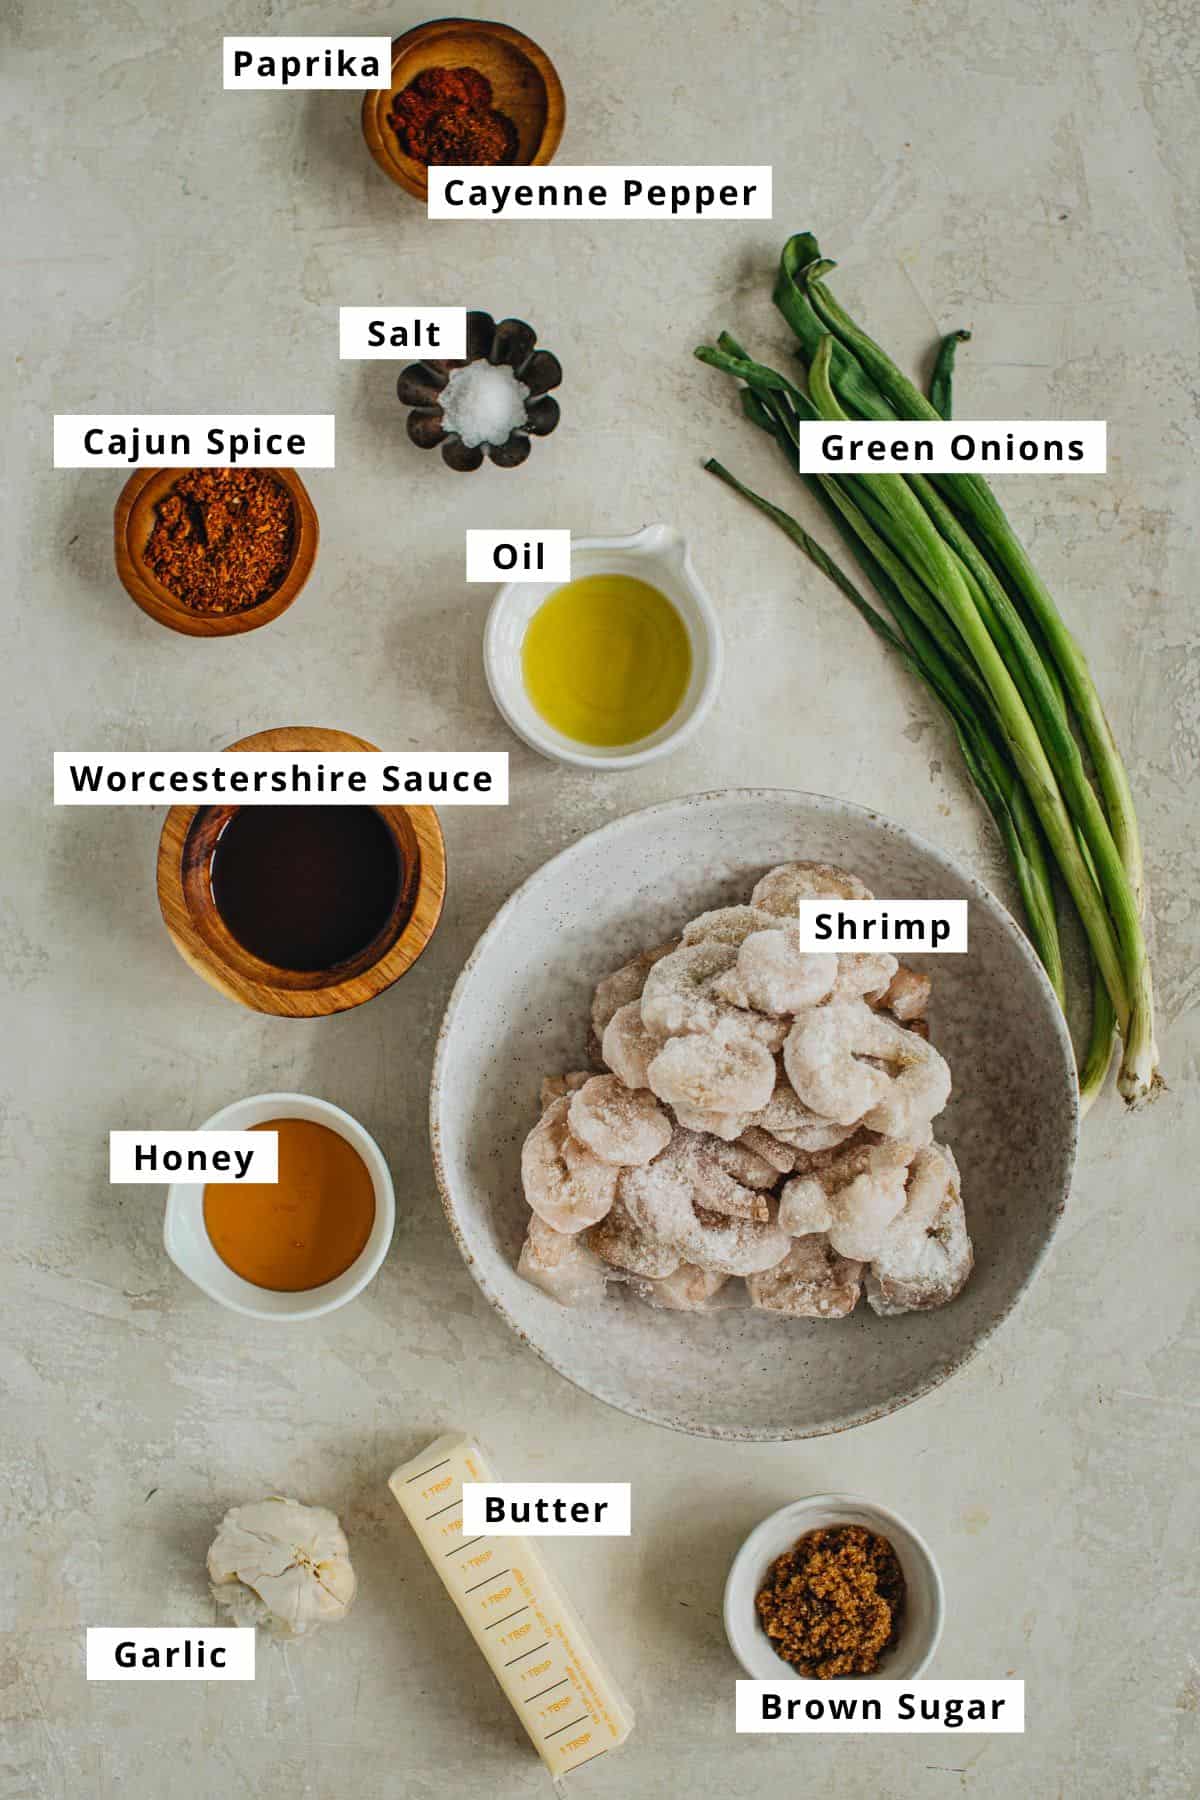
[207,1497,356,1638]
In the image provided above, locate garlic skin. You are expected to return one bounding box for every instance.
[207,1497,356,1639]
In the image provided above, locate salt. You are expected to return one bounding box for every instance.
[441,359,529,448]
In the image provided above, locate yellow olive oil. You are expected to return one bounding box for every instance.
[521,573,693,748]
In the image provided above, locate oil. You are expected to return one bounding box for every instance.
[521,573,692,748]
[210,805,402,972]
[203,1118,375,1292]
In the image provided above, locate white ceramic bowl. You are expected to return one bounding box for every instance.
[483,523,724,770]
[164,1092,395,1321]
[724,1495,944,1680]
[430,789,1078,1439]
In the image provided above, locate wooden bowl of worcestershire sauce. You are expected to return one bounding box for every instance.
[156,727,446,1016]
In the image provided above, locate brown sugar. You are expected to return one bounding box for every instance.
[144,468,295,614]
[755,1524,905,1678]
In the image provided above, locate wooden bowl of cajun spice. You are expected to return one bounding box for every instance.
[114,466,318,638]
[362,19,565,201]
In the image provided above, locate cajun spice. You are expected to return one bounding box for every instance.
[388,65,518,166]
[755,1525,905,1678]
[144,468,295,615]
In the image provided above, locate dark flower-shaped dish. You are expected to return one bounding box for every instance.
[397,311,562,471]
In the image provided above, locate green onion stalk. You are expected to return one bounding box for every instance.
[696,237,1160,1110]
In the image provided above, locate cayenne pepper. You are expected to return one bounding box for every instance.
[144,469,295,615]
[388,65,518,165]
[755,1525,906,1678]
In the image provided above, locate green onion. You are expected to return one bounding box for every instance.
[696,237,1159,1109]
[929,330,970,421]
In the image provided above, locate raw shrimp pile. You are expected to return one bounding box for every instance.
[517,862,973,1321]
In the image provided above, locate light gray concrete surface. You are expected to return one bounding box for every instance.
[4,1,1198,1795]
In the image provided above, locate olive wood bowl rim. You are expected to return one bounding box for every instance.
[361,18,566,201]
[156,726,447,1016]
[114,466,319,639]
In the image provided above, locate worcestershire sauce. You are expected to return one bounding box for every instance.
[210,805,403,972]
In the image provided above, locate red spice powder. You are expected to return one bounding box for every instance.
[389,64,518,166]
[144,469,295,615]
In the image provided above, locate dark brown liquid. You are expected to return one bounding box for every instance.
[210,806,403,972]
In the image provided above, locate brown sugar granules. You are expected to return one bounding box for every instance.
[144,469,295,615]
[755,1525,905,1679]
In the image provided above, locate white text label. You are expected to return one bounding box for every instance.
[223,38,392,89]
[87,1629,255,1682]
[429,166,772,221]
[462,1483,632,1536]
[54,752,508,806]
[798,899,968,954]
[736,1680,1024,1733]
[339,308,467,360]
[109,1131,278,1185]
[797,420,1106,475]
[466,530,571,583]
[53,415,335,468]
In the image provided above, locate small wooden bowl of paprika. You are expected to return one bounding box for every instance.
[114,466,319,638]
[362,19,565,201]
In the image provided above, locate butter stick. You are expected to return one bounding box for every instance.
[389,1433,634,1779]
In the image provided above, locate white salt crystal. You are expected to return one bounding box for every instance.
[441,360,529,448]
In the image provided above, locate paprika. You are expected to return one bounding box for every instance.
[389,65,518,166]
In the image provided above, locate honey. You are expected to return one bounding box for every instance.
[203,1118,375,1292]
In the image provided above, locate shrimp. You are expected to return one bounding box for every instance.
[640,940,777,1045]
[518,1215,612,1307]
[866,1143,973,1315]
[714,927,838,1015]
[746,1237,863,1319]
[735,1125,799,1175]
[588,1197,681,1278]
[830,951,898,1003]
[681,905,775,946]
[751,861,874,916]
[705,1135,781,1191]
[647,1031,776,1117]
[590,938,679,1039]
[875,964,932,1024]
[779,1136,917,1261]
[627,1263,730,1312]
[567,1075,672,1167]
[670,1103,751,1142]
[601,1000,663,1092]
[520,1095,619,1234]
[783,1001,950,1133]
[749,1069,859,1152]
[619,1134,791,1275]
[859,1015,951,1139]
[539,1071,591,1111]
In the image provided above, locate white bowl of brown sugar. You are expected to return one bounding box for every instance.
[724,1493,945,1681]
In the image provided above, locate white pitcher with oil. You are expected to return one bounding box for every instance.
[484,524,724,769]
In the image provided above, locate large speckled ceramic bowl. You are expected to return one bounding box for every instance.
[431,790,1078,1439]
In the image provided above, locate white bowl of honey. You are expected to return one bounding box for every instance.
[484,523,723,770]
[164,1092,395,1320]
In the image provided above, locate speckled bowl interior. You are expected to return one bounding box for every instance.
[431,790,1078,1440]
